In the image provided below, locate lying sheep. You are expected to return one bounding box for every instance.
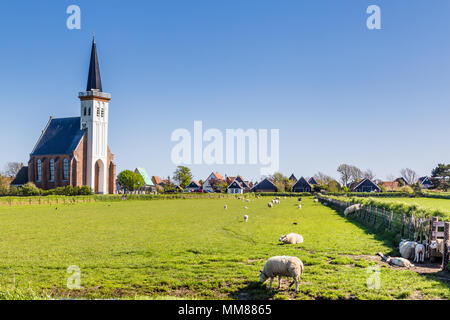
[378,252,414,268]
[268,202,273,208]
[344,204,362,217]
[244,215,248,222]
[414,243,425,263]
[260,256,304,292]
[399,240,416,260]
[244,206,248,209]
[279,233,304,245]
[313,199,319,203]
[298,204,302,209]
[224,205,227,210]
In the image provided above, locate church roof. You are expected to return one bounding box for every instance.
[31,117,85,156]
[11,166,29,186]
[135,168,154,186]
[86,36,103,92]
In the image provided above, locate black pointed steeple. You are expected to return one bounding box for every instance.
[86,35,103,92]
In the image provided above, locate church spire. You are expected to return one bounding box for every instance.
[86,34,103,92]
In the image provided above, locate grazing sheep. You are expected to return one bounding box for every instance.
[224,205,227,210]
[313,199,319,203]
[343,204,362,217]
[244,215,248,222]
[260,256,304,292]
[414,243,425,263]
[244,206,248,209]
[298,204,302,209]
[268,202,273,208]
[399,240,417,260]
[279,233,304,245]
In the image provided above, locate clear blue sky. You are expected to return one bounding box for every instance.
[1,0,449,183]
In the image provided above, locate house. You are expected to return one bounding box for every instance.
[292,177,312,193]
[418,176,433,189]
[251,178,277,192]
[308,177,318,185]
[202,172,225,192]
[234,175,251,192]
[381,181,399,191]
[10,166,29,187]
[395,177,408,186]
[185,180,202,192]
[227,179,244,194]
[289,174,297,183]
[22,37,116,194]
[152,176,163,186]
[134,168,155,192]
[348,179,381,193]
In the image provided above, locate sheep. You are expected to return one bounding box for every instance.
[298,204,302,209]
[298,198,302,202]
[244,206,248,209]
[343,204,362,217]
[224,205,227,210]
[414,243,425,263]
[268,202,273,208]
[399,240,417,260]
[313,199,319,203]
[429,239,444,254]
[260,256,304,292]
[387,257,414,268]
[244,215,248,222]
[246,199,250,203]
[323,202,328,206]
[279,233,304,245]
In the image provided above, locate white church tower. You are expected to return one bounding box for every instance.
[78,36,111,194]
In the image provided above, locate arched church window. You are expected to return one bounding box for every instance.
[63,159,69,181]
[49,159,55,182]
[88,108,91,116]
[36,159,42,182]
[84,107,87,116]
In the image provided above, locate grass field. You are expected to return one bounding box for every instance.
[0,196,449,300]
[373,197,450,215]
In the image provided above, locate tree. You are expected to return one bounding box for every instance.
[363,169,375,180]
[3,162,22,177]
[117,170,145,193]
[172,166,193,189]
[209,178,228,193]
[270,172,291,192]
[400,168,417,185]
[337,164,362,186]
[313,172,334,185]
[0,174,10,195]
[431,163,450,191]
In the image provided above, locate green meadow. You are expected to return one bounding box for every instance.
[0,196,449,300]
[370,197,450,214]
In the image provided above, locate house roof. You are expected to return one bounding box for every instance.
[381,181,398,188]
[226,176,236,184]
[308,177,318,185]
[293,177,312,189]
[252,177,277,191]
[350,178,381,191]
[152,176,162,185]
[228,179,243,189]
[187,180,201,188]
[289,174,297,181]
[235,175,250,189]
[135,168,154,186]
[211,172,225,180]
[10,166,29,186]
[31,117,86,156]
[86,36,103,92]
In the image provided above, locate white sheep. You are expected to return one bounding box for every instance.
[246,199,250,203]
[279,233,304,245]
[224,205,227,210]
[414,243,425,263]
[313,199,319,203]
[244,206,248,209]
[399,240,416,260]
[429,239,444,254]
[268,202,273,208]
[298,204,302,209]
[344,204,362,217]
[260,256,304,292]
[387,257,414,268]
[244,215,248,222]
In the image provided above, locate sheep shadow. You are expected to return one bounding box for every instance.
[229,281,277,300]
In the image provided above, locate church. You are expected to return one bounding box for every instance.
[20,37,116,194]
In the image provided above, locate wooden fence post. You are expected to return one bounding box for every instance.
[389,211,393,230]
[430,217,438,242]
[443,222,449,272]
[401,212,405,238]
[373,207,377,225]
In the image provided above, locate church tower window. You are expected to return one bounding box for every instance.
[97,107,100,117]
[101,108,104,118]
[84,107,87,116]
[63,159,69,181]
[36,159,42,182]
[49,159,55,182]
[88,107,91,116]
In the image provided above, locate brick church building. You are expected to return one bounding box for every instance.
[19,37,116,194]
